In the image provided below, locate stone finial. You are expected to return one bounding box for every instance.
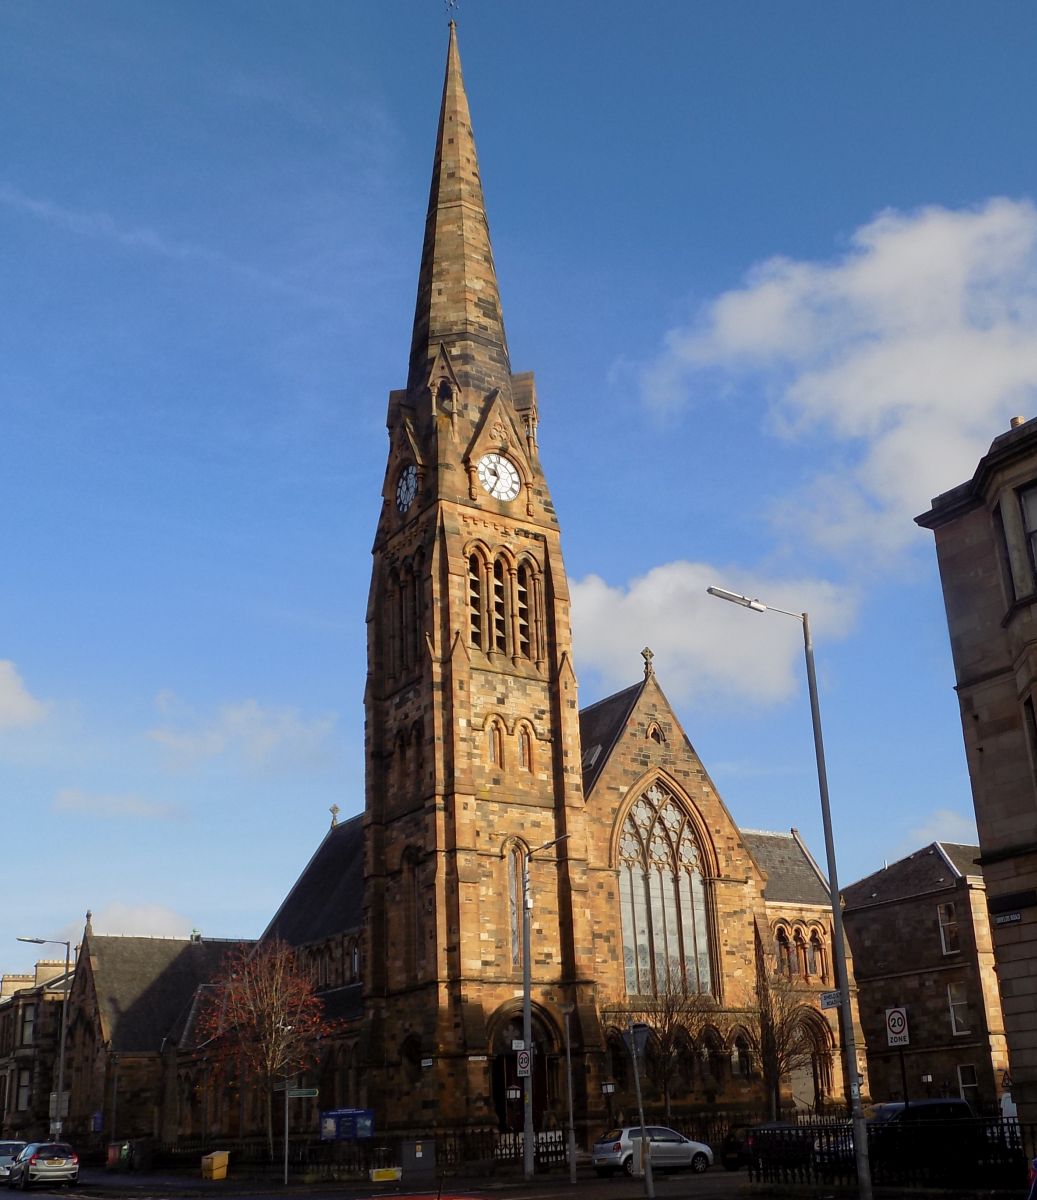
[84,910,93,936]
[330,803,340,828]
[641,646,654,678]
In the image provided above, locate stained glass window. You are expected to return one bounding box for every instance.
[618,782,712,996]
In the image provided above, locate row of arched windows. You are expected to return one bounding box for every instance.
[392,720,425,798]
[304,936,362,990]
[484,717,536,772]
[385,553,424,679]
[775,924,828,981]
[468,548,543,666]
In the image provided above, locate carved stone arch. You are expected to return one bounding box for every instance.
[486,1000,558,1133]
[645,719,666,744]
[492,544,518,572]
[793,1005,835,1052]
[609,770,719,881]
[613,773,717,998]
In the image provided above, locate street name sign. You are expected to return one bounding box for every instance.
[820,989,841,1010]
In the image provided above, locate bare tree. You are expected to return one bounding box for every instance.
[744,923,818,1119]
[610,967,719,1121]
[197,940,335,1158]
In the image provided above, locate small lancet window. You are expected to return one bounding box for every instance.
[468,555,483,649]
[518,727,533,771]
[487,721,504,768]
[646,721,664,744]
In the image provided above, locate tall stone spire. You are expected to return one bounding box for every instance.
[408,22,510,396]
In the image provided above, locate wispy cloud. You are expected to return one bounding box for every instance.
[58,903,195,946]
[53,787,174,821]
[637,198,1037,561]
[900,807,979,855]
[149,693,337,771]
[0,660,49,730]
[572,561,857,708]
[0,181,340,305]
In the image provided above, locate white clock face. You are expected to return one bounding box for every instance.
[477,453,520,501]
[396,464,418,512]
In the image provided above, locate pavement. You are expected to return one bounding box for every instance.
[62,1163,750,1200]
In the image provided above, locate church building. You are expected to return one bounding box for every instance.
[261,23,866,1138]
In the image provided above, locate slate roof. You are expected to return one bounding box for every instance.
[843,841,982,909]
[578,681,645,794]
[264,814,364,946]
[85,935,237,1053]
[741,829,831,906]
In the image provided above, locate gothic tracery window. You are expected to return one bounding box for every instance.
[618,782,713,996]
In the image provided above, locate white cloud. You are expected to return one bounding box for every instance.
[149,695,337,770]
[64,903,194,943]
[901,807,979,853]
[571,561,857,707]
[0,660,49,729]
[639,198,1037,558]
[53,787,174,821]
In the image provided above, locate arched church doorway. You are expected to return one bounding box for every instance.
[490,1010,556,1133]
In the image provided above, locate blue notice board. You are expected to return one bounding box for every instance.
[320,1108,374,1141]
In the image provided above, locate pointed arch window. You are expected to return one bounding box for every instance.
[468,554,483,649]
[518,726,533,772]
[776,929,793,977]
[808,930,826,980]
[618,781,713,996]
[516,563,532,659]
[487,720,504,768]
[492,559,507,652]
[507,844,522,968]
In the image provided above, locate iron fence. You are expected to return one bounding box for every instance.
[745,1117,1034,1191]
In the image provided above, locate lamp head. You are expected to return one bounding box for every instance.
[707,586,767,612]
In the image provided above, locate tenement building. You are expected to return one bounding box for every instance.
[843,843,1010,1113]
[918,415,1037,1125]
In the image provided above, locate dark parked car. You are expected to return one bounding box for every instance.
[719,1121,810,1171]
[6,1142,79,1189]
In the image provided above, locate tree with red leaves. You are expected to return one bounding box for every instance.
[196,939,334,1158]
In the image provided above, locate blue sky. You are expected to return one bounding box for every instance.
[5,0,1037,973]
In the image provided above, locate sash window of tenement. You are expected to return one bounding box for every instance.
[948,981,970,1035]
[618,782,713,997]
[1020,483,1037,577]
[938,902,960,954]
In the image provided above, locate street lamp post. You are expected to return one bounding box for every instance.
[624,1021,654,1200]
[560,1003,577,1185]
[18,936,72,1138]
[521,833,570,1181]
[706,586,873,1200]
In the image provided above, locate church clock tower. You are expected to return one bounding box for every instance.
[362,23,592,1129]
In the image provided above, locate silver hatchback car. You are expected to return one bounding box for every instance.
[0,1145,26,1184]
[6,1142,79,1188]
[592,1125,713,1175]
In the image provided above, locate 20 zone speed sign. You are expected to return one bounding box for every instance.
[886,1006,910,1047]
